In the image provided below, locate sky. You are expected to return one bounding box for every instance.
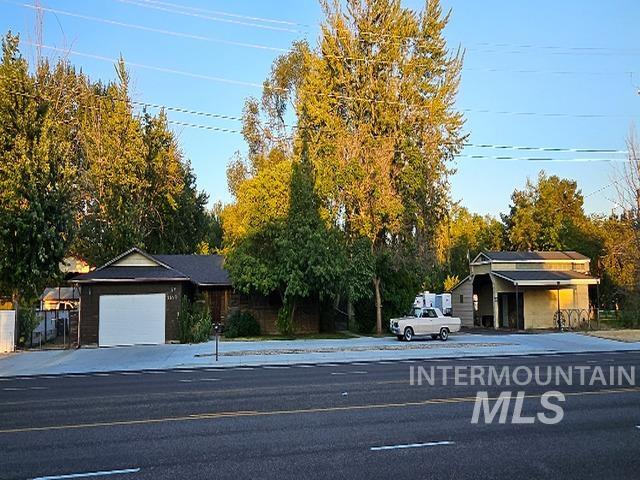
[1,0,639,217]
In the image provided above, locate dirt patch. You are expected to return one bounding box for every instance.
[196,342,512,357]
[585,330,640,343]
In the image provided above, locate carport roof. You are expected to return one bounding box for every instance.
[481,251,589,262]
[492,270,599,286]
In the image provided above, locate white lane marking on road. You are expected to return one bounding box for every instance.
[93,373,111,377]
[370,441,454,451]
[351,362,368,366]
[29,386,47,390]
[400,360,416,364]
[330,372,346,376]
[119,372,141,376]
[353,371,368,374]
[263,366,289,369]
[179,369,195,373]
[296,365,314,368]
[179,378,221,383]
[33,467,141,479]
[235,367,255,371]
[377,361,394,365]
[3,387,21,391]
[636,425,640,430]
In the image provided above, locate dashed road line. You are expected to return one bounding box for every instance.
[33,467,141,479]
[370,441,454,451]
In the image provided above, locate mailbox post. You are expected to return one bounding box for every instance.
[212,322,222,361]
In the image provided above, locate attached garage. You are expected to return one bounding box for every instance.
[73,247,232,347]
[98,294,166,347]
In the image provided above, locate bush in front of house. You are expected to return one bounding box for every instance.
[225,310,260,338]
[17,306,38,347]
[178,296,212,343]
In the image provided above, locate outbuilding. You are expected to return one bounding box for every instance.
[450,251,600,330]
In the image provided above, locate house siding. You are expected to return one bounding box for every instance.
[79,282,184,345]
[524,285,590,329]
[451,278,474,327]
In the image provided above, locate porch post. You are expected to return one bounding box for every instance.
[490,275,499,330]
[556,281,561,329]
[515,282,520,330]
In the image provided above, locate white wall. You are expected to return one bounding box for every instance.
[0,310,16,353]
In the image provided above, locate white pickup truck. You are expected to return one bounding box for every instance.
[390,307,461,341]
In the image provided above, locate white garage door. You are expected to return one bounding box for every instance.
[99,294,166,347]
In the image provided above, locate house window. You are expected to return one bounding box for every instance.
[459,294,464,303]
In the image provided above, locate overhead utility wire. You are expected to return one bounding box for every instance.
[0,83,628,162]
[111,0,639,58]
[128,0,309,28]
[0,72,631,155]
[10,2,636,75]
[29,42,640,114]
[7,1,289,53]
[115,0,304,34]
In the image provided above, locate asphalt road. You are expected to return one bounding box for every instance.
[1,351,639,480]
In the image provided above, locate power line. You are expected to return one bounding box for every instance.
[29,41,640,116]
[9,2,635,77]
[113,0,640,59]
[461,108,636,119]
[114,0,305,34]
[455,154,626,163]
[6,1,289,53]
[463,143,627,154]
[0,79,629,157]
[128,0,309,28]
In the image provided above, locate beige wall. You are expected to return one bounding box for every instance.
[472,261,590,275]
[451,279,474,327]
[523,285,590,329]
[113,252,159,267]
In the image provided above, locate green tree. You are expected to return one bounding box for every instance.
[73,61,208,264]
[0,33,78,310]
[503,171,589,251]
[297,0,466,332]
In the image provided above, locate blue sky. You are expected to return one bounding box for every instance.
[2,0,638,216]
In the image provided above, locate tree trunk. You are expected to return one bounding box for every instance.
[289,299,297,335]
[373,277,382,334]
[347,299,354,332]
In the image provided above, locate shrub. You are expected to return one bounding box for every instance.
[178,296,212,343]
[225,310,260,338]
[17,307,38,347]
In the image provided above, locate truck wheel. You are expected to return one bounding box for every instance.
[404,327,414,342]
[439,328,449,341]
